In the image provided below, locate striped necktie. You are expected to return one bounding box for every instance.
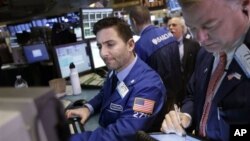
[199,52,227,137]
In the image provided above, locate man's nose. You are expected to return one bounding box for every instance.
[195,29,208,44]
[100,46,108,57]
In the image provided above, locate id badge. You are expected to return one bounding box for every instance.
[117,81,129,98]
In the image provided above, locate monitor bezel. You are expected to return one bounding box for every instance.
[23,43,50,64]
[87,39,106,70]
[53,41,92,79]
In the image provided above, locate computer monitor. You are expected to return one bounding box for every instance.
[0,87,70,141]
[89,40,106,69]
[9,36,20,48]
[23,43,49,64]
[167,0,182,12]
[53,41,91,78]
[74,27,82,41]
[80,8,113,39]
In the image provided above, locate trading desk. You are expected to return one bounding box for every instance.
[61,89,100,131]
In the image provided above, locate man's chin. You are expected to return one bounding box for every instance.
[106,65,116,70]
[204,45,221,53]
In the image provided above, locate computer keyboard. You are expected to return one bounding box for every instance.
[67,117,84,135]
[79,73,105,88]
[79,73,95,84]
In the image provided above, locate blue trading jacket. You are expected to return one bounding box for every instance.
[70,57,166,141]
[135,25,177,64]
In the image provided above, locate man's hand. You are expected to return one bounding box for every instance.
[66,107,91,124]
[161,110,191,136]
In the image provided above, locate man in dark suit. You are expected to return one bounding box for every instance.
[167,17,200,109]
[161,0,250,140]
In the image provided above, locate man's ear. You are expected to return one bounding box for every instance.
[242,0,250,15]
[242,0,250,6]
[127,38,135,51]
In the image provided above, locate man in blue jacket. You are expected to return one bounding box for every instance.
[129,6,180,114]
[66,17,166,141]
[161,0,250,140]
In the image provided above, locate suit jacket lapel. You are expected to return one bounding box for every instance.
[195,53,214,122]
[200,54,214,97]
[214,59,245,104]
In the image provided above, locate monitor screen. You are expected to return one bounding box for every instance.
[9,36,19,48]
[54,41,91,78]
[23,43,49,63]
[80,8,113,39]
[167,0,182,12]
[74,27,82,41]
[7,25,16,36]
[150,133,203,141]
[0,87,70,141]
[89,40,106,69]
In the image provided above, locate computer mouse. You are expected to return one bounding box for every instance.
[72,99,87,107]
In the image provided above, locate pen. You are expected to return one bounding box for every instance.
[174,104,181,123]
[174,104,187,137]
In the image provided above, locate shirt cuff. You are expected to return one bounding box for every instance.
[84,103,94,115]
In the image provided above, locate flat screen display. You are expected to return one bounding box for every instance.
[150,133,202,141]
[23,43,49,63]
[80,8,113,39]
[89,40,106,69]
[54,41,91,78]
[167,0,182,12]
[74,27,82,41]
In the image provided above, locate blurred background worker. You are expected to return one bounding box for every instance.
[162,16,171,28]
[129,6,179,116]
[51,23,76,46]
[66,17,166,141]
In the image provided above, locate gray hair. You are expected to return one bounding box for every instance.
[169,17,188,34]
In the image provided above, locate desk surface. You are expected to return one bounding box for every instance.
[62,88,100,131]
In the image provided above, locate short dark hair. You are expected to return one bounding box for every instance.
[129,6,151,26]
[163,16,171,24]
[93,17,133,42]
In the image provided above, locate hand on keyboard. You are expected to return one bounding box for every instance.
[67,117,84,134]
[65,106,91,124]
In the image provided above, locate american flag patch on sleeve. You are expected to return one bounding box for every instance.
[133,97,155,114]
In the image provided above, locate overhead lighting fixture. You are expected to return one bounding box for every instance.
[89,2,104,8]
[89,3,95,7]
